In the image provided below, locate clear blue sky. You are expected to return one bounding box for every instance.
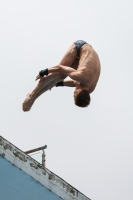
[0,1,133,200]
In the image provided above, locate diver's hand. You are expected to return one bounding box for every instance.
[35,74,42,81]
[74,81,80,86]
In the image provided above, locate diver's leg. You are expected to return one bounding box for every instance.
[32,60,79,102]
[22,43,78,111]
[22,73,62,111]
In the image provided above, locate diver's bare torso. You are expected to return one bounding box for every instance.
[76,44,101,93]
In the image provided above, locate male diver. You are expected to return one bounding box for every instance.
[22,40,101,111]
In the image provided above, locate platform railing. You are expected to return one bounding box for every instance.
[25,145,47,167]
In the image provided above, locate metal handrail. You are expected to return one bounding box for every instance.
[25,145,47,167]
[25,145,47,154]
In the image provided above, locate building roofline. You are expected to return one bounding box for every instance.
[0,135,91,200]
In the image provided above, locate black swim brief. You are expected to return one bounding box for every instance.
[74,40,88,59]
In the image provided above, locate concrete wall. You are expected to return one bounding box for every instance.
[0,136,91,200]
[0,156,62,200]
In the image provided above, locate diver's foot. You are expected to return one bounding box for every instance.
[22,93,35,112]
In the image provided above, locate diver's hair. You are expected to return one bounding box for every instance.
[74,89,91,108]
